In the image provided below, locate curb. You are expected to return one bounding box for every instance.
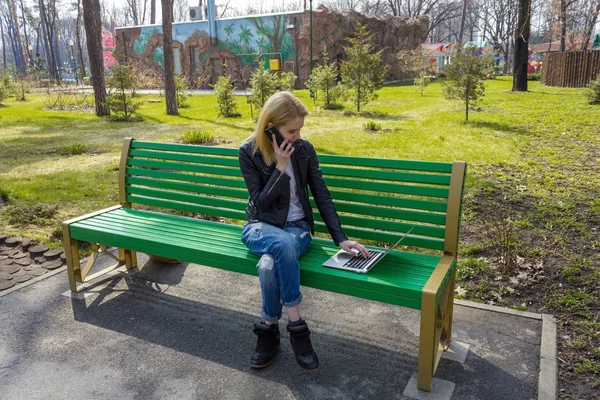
[455,299,557,400]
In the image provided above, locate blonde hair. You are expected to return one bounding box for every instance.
[247,91,309,166]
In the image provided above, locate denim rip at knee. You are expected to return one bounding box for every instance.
[241,221,312,322]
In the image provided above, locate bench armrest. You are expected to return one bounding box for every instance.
[422,254,456,299]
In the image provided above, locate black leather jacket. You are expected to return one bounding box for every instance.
[238,139,348,245]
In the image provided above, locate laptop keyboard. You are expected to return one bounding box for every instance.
[343,250,384,270]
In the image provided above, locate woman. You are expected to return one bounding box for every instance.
[238,91,369,371]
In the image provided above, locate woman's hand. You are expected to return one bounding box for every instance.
[272,134,295,173]
[339,240,371,258]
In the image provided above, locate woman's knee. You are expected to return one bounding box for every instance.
[271,236,297,259]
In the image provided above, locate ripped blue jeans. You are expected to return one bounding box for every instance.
[241,220,312,323]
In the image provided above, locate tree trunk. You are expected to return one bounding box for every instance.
[512,0,531,91]
[76,0,87,79]
[162,0,178,115]
[82,0,110,116]
[19,0,30,66]
[151,0,156,24]
[0,15,6,67]
[457,0,469,46]
[39,0,59,83]
[8,0,26,74]
[559,0,566,52]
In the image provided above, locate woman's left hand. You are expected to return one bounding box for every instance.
[339,240,371,258]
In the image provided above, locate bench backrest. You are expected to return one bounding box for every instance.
[120,139,467,256]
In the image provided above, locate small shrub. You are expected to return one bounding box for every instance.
[249,67,277,117]
[175,75,189,108]
[107,64,142,119]
[486,217,520,274]
[277,71,297,92]
[527,72,541,81]
[59,143,87,155]
[181,130,214,145]
[363,120,382,131]
[584,78,600,105]
[212,64,241,117]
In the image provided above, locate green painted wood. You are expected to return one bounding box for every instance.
[132,141,240,157]
[327,189,448,212]
[126,195,247,220]
[320,165,451,185]
[69,221,433,302]
[317,154,453,173]
[316,214,445,238]
[127,186,248,210]
[127,158,242,177]
[129,149,240,167]
[126,168,247,188]
[322,177,449,198]
[316,200,447,225]
[127,177,249,200]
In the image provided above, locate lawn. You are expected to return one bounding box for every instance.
[1,76,599,398]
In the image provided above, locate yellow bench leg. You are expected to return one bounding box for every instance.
[417,269,456,391]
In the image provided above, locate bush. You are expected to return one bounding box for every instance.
[175,75,189,108]
[277,71,297,92]
[584,78,600,105]
[363,121,382,131]
[181,130,214,145]
[249,67,277,117]
[527,72,541,81]
[307,52,346,109]
[212,64,241,117]
[106,64,142,119]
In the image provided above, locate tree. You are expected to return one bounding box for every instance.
[340,23,387,112]
[82,0,110,116]
[442,45,492,121]
[396,48,426,80]
[306,52,345,108]
[107,64,142,119]
[161,0,178,115]
[512,0,531,91]
[249,67,276,117]
[212,64,240,117]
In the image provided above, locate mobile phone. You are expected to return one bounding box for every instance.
[264,124,304,150]
[264,124,286,147]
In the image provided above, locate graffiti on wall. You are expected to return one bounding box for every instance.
[117,13,297,87]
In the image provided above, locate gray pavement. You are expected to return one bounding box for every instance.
[0,251,550,400]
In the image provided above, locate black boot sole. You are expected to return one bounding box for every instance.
[249,352,278,369]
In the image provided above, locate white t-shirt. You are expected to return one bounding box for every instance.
[285,162,305,222]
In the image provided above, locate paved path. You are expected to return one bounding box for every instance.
[0,251,551,400]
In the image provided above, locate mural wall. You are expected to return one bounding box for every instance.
[114,8,429,88]
[116,11,301,88]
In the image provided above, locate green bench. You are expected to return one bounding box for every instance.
[62,138,467,391]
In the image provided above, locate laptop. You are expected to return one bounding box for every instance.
[322,227,415,273]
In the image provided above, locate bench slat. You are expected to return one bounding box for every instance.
[129,149,240,168]
[320,166,451,185]
[327,189,448,213]
[315,214,445,238]
[132,141,241,157]
[323,177,449,198]
[127,195,247,220]
[318,200,447,225]
[127,167,247,189]
[127,176,249,200]
[128,187,248,210]
[128,158,241,178]
[318,154,453,173]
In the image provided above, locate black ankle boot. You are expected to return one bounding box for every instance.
[250,323,280,369]
[287,322,320,371]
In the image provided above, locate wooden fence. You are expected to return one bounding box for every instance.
[541,51,600,87]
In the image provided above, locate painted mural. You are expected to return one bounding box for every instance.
[116,12,299,88]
